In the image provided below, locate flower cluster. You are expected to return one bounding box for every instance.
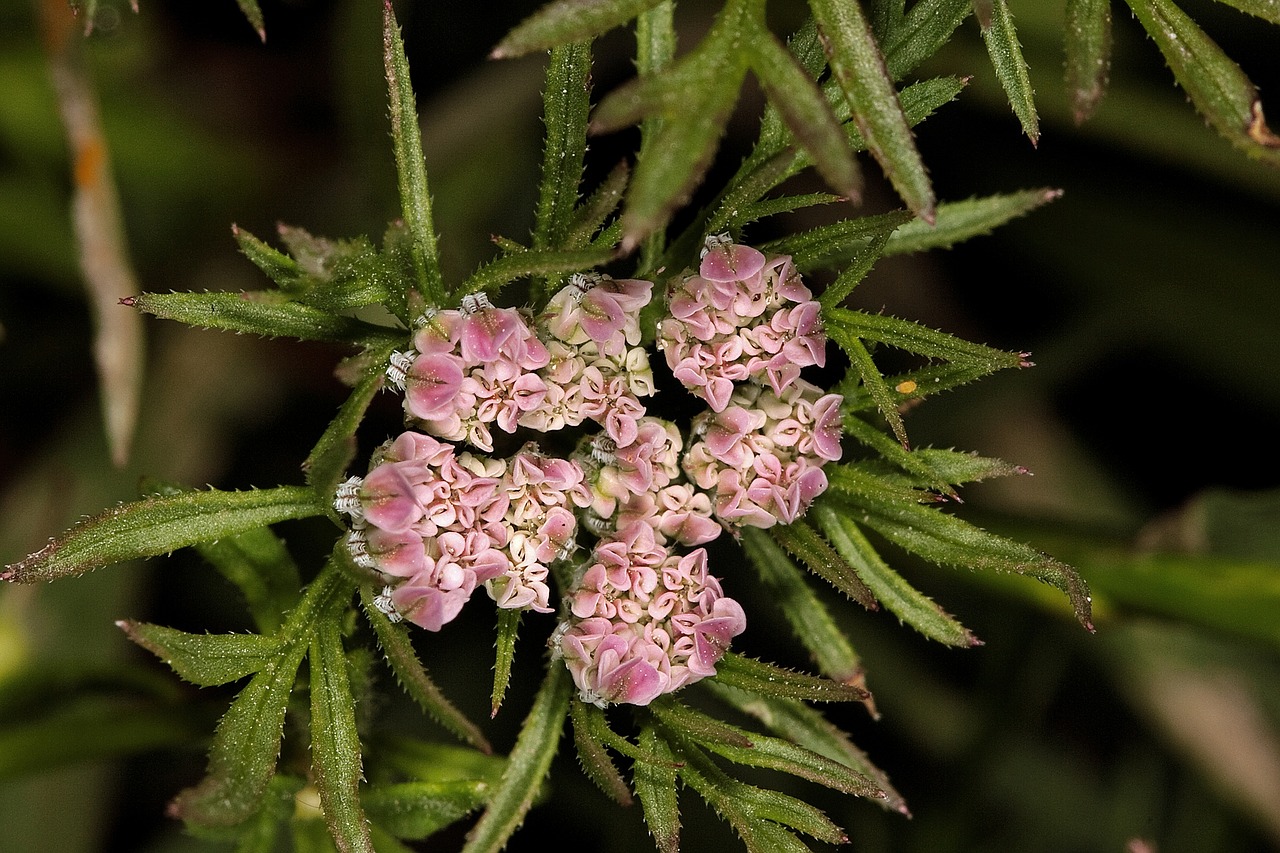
[657,236,827,412]
[337,238,844,706]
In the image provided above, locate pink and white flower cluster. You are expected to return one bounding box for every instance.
[335,432,590,631]
[555,523,746,706]
[683,380,844,529]
[336,237,844,705]
[657,236,827,412]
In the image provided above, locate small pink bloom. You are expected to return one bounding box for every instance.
[699,239,765,283]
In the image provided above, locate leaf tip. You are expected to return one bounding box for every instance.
[1248,99,1280,148]
[119,295,137,307]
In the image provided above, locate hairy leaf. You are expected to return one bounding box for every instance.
[880,0,973,80]
[492,0,667,58]
[304,364,390,513]
[3,486,325,584]
[884,188,1062,255]
[977,0,1039,143]
[713,653,870,703]
[118,622,281,687]
[125,291,399,345]
[634,725,681,853]
[491,608,520,718]
[570,699,634,804]
[768,521,878,611]
[1065,0,1113,123]
[459,246,615,296]
[362,781,490,840]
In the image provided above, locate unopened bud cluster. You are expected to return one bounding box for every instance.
[336,237,845,705]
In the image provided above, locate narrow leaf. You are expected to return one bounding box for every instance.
[826,307,1027,372]
[825,467,1094,630]
[880,0,974,81]
[359,586,490,752]
[461,665,571,853]
[170,567,345,826]
[1209,0,1280,24]
[304,363,389,510]
[492,0,666,58]
[383,1,445,304]
[813,502,979,646]
[362,781,489,840]
[769,520,878,611]
[826,324,909,447]
[310,603,374,853]
[722,192,842,231]
[634,724,681,853]
[761,209,913,273]
[713,653,870,703]
[739,527,865,683]
[3,486,325,584]
[235,0,267,41]
[817,227,894,308]
[570,699,634,804]
[1124,0,1280,160]
[233,224,302,292]
[566,160,630,248]
[119,621,281,687]
[978,0,1039,143]
[491,608,520,718]
[1064,0,1113,123]
[810,0,936,221]
[125,292,399,345]
[884,188,1061,255]
[745,16,861,200]
[459,246,615,296]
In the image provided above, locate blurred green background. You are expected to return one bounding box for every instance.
[1,0,1278,851]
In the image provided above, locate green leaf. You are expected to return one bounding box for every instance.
[651,700,885,800]
[235,0,267,41]
[825,466,1094,630]
[712,653,871,703]
[233,224,303,292]
[739,527,864,683]
[816,227,894,308]
[976,0,1040,143]
[491,608,520,718]
[233,775,304,853]
[309,603,373,853]
[880,0,972,80]
[461,665,571,853]
[761,209,913,273]
[362,781,490,840]
[119,622,281,687]
[383,2,446,305]
[1064,0,1113,123]
[459,246,616,296]
[634,724,681,853]
[721,192,842,232]
[304,364,391,512]
[566,160,630,249]
[825,307,1028,374]
[812,501,979,646]
[1209,0,1280,24]
[170,566,345,827]
[703,683,909,813]
[827,325,909,447]
[570,699,634,805]
[125,291,399,345]
[3,485,326,584]
[744,15,861,200]
[593,0,752,251]
[194,526,303,635]
[883,188,1062,255]
[768,521,878,611]
[531,41,594,303]
[359,586,490,753]
[809,0,936,221]
[1124,0,1280,161]
[492,0,667,58]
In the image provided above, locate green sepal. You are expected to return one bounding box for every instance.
[768,521,878,611]
[650,699,884,800]
[634,724,681,853]
[361,781,490,840]
[126,291,400,345]
[739,526,864,683]
[704,682,909,813]
[3,485,326,584]
[761,209,912,274]
[492,0,667,58]
[461,665,571,853]
[884,188,1062,255]
[491,608,521,718]
[358,586,490,753]
[812,501,979,646]
[118,621,282,687]
[976,0,1039,143]
[309,597,374,853]
[824,466,1094,630]
[809,0,936,221]
[169,566,346,828]
[1064,0,1113,123]
[459,246,616,297]
[879,0,973,80]
[1124,0,1280,162]
[383,2,446,305]
[570,699,634,805]
[712,652,871,703]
